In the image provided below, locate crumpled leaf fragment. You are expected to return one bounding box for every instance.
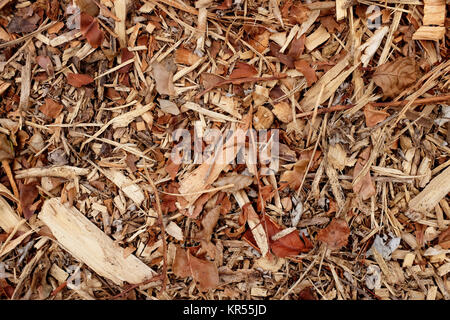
[353,147,376,200]
[173,246,219,292]
[317,218,350,250]
[213,173,253,192]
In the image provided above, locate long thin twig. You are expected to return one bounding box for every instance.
[296,94,450,119]
[143,163,168,294]
[196,74,287,99]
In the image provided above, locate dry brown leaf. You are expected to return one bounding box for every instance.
[242,214,313,257]
[248,30,270,53]
[229,62,257,79]
[364,104,390,127]
[164,158,180,180]
[194,207,221,242]
[66,73,94,87]
[287,34,306,59]
[175,47,201,66]
[353,147,376,200]
[0,133,14,161]
[280,150,321,190]
[7,14,40,34]
[151,61,176,96]
[19,181,39,219]
[213,173,253,192]
[39,98,63,119]
[373,57,417,98]
[289,3,311,24]
[80,12,104,48]
[173,246,219,292]
[158,99,180,115]
[269,42,295,68]
[294,60,317,86]
[317,218,350,250]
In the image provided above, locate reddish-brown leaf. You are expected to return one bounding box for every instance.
[173,246,219,292]
[289,3,311,24]
[216,0,232,10]
[118,48,134,73]
[242,214,313,258]
[269,42,295,68]
[294,60,317,86]
[287,34,306,59]
[320,16,341,33]
[80,12,104,48]
[175,47,201,66]
[248,30,270,53]
[229,62,258,79]
[39,98,63,119]
[164,158,180,180]
[66,73,94,87]
[280,150,321,190]
[19,181,39,219]
[317,218,350,250]
[46,0,60,20]
[363,104,390,127]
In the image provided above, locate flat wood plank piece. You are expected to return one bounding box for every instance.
[39,198,156,285]
[408,166,450,217]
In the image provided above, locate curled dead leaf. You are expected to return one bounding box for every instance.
[80,12,104,48]
[317,218,350,250]
[194,207,221,242]
[353,147,376,200]
[173,246,219,292]
[373,57,417,98]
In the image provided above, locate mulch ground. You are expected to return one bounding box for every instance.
[0,0,449,300]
